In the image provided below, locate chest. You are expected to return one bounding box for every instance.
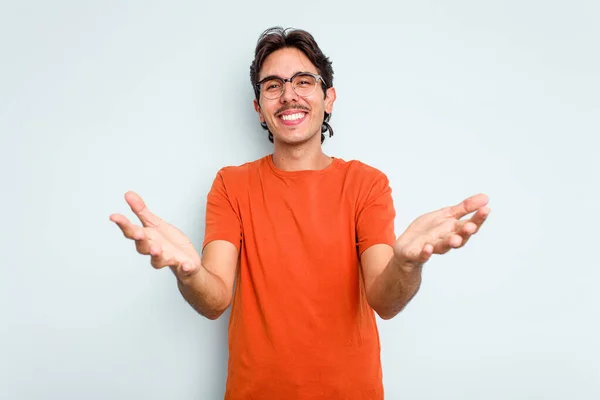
[235,177,359,260]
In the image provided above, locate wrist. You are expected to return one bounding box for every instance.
[392,253,423,273]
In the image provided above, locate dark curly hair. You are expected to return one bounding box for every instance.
[249,27,334,144]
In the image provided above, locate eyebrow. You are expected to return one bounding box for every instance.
[257,71,315,83]
[257,74,282,83]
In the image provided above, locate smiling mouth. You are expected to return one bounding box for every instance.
[279,112,307,122]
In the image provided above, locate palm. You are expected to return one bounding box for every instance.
[110,191,200,276]
[143,218,198,267]
[393,193,490,265]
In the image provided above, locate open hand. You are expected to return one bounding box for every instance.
[394,193,490,266]
[110,191,201,279]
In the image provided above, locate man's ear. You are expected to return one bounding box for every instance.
[324,87,336,114]
[253,99,265,123]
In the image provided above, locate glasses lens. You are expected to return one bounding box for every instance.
[292,74,318,96]
[260,78,284,99]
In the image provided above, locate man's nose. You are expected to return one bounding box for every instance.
[280,81,298,103]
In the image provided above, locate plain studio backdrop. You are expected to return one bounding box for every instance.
[1,1,598,399]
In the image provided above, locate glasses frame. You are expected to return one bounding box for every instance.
[256,71,327,100]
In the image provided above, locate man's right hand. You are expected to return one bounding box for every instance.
[110,191,201,280]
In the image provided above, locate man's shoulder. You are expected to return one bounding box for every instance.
[214,155,269,178]
[337,157,389,182]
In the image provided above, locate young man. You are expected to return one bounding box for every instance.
[110,27,490,399]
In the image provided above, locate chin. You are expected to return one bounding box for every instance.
[273,128,319,145]
[275,134,313,145]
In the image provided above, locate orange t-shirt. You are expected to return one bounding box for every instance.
[203,154,396,399]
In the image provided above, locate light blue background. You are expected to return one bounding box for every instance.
[1,1,598,398]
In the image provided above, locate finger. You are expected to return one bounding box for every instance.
[447,193,489,219]
[419,219,475,253]
[149,243,182,270]
[456,211,490,248]
[469,206,491,230]
[124,191,161,228]
[448,234,463,248]
[150,243,168,269]
[419,243,434,263]
[135,238,152,255]
[457,220,478,236]
[132,227,146,241]
[180,261,195,274]
[432,233,463,254]
[453,220,479,249]
[177,260,201,278]
[110,214,140,240]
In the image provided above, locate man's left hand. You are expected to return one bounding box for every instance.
[393,193,491,267]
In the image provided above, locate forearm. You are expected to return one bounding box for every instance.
[368,256,423,320]
[176,265,231,320]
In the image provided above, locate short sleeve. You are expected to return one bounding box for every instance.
[356,175,396,255]
[202,169,242,251]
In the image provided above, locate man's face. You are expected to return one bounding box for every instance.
[254,47,336,145]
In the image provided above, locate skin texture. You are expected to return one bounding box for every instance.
[110,45,490,321]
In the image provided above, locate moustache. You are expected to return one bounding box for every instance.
[275,104,310,115]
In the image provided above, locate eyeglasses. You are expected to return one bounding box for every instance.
[256,71,326,100]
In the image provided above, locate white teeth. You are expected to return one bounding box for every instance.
[281,113,305,121]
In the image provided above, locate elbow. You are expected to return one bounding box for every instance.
[368,299,395,320]
[367,293,403,321]
[372,305,399,321]
[204,310,225,320]
[376,311,395,321]
[202,296,232,320]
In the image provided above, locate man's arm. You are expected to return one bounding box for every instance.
[110,191,240,321]
[175,240,239,320]
[361,193,491,320]
[361,244,423,320]
[176,167,242,320]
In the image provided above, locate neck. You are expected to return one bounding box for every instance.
[272,136,332,171]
